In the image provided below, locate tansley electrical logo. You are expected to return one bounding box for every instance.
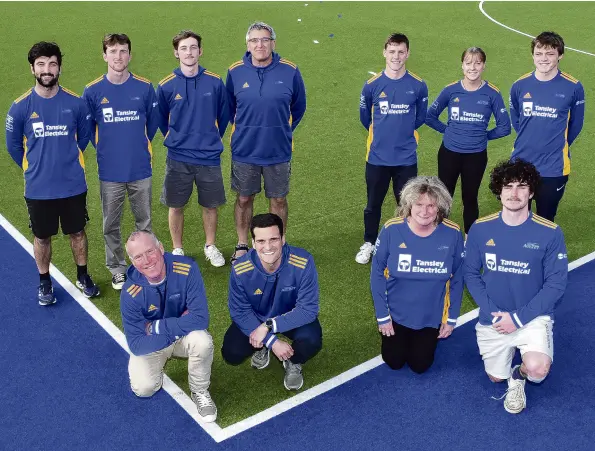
[32,122,69,137]
[398,254,447,274]
[379,102,411,115]
[103,108,140,123]
[486,253,530,274]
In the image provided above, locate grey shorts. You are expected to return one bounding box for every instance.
[160,157,226,208]
[231,161,291,198]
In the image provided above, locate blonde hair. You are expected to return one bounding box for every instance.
[397,176,453,224]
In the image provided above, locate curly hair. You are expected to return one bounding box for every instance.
[398,176,453,225]
[489,159,541,197]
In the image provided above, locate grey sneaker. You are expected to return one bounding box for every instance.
[251,347,270,370]
[191,389,217,423]
[283,360,304,391]
[38,281,56,306]
[504,366,527,414]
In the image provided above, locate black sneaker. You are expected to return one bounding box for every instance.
[111,273,126,290]
[38,281,56,306]
[76,274,100,298]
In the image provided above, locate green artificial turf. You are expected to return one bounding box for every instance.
[1,2,594,426]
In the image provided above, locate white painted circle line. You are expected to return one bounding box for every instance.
[479,0,595,57]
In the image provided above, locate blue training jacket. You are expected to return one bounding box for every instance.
[156,67,229,166]
[120,253,210,356]
[228,244,319,348]
[226,52,307,165]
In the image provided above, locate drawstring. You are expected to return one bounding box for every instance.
[258,69,264,96]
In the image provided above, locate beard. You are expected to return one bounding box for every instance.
[35,73,59,88]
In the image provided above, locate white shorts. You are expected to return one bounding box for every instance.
[475,315,554,380]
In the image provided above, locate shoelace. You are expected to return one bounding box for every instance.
[286,362,302,375]
[491,380,523,401]
[254,348,268,360]
[359,243,373,252]
[194,391,214,408]
[113,274,126,283]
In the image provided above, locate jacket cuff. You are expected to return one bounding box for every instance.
[265,333,278,349]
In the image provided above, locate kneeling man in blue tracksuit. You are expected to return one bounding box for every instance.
[221,213,322,390]
[120,230,217,422]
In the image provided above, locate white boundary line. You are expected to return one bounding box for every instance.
[479,0,595,57]
[0,213,226,443]
[2,212,595,442]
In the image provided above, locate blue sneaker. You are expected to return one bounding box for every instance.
[75,274,100,298]
[38,281,56,306]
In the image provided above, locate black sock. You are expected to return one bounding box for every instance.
[39,272,51,284]
[512,366,526,380]
[77,264,88,280]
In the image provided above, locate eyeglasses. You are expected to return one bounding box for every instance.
[247,37,273,45]
[131,247,158,263]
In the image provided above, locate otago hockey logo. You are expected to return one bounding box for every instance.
[450,106,459,121]
[485,253,497,271]
[523,102,533,117]
[397,254,412,272]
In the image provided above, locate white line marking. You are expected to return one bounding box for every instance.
[2,209,593,443]
[479,1,595,57]
[0,213,226,443]
[368,71,377,76]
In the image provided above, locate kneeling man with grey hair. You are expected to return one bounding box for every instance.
[120,230,217,422]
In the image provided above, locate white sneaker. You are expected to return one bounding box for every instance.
[172,248,184,256]
[204,244,225,267]
[504,368,527,414]
[355,242,375,264]
[191,389,217,423]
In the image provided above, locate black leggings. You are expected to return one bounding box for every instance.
[437,143,488,234]
[381,321,439,374]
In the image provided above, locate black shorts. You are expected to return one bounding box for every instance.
[25,192,89,239]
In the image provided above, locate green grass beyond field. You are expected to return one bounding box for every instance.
[1,2,594,426]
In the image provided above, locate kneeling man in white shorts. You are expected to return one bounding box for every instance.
[464,159,567,414]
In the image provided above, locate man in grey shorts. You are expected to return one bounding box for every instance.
[225,22,307,263]
[157,30,229,267]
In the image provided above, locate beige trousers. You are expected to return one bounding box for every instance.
[128,330,213,397]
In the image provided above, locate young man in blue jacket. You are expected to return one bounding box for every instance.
[5,41,99,305]
[225,22,307,263]
[465,159,568,414]
[221,213,322,391]
[509,31,585,221]
[120,230,216,422]
[83,33,159,290]
[356,33,429,265]
[157,30,229,267]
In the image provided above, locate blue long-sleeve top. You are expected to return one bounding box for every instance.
[371,217,465,329]
[225,52,307,165]
[464,211,568,328]
[5,86,91,199]
[156,66,229,166]
[426,80,511,153]
[510,70,585,177]
[228,244,319,349]
[359,70,428,166]
[82,73,159,182]
[120,253,210,356]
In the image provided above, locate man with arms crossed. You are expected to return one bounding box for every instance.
[356,32,429,264]
[221,213,322,391]
[83,33,159,290]
[509,31,585,221]
[226,22,307,263]
[121,231,217,422]
[464,159,567,414]
[157,30,229,266]
[5,41,99,305]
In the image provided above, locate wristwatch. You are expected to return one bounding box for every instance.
[265,318,274,331]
